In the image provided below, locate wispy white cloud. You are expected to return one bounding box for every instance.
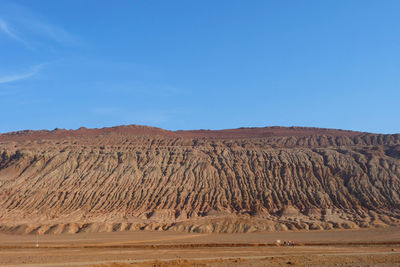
[0,18,31,48]
[0,64,43,84]
[25,18,79,46]
[0,18,18,39]
[0,3,82,49]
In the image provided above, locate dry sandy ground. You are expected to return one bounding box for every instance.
[0,227,400,266]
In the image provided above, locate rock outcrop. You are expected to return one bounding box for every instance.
[0,125,399,234]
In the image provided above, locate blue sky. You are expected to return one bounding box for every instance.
[0,1,399,134]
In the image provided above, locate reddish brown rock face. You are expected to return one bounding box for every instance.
[0,125,399,234]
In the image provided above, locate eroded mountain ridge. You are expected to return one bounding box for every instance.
[0,125,399,234]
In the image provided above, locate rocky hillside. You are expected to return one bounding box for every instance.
[0,125,399,234]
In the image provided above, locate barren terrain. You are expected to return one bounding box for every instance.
[0,228,400,266]
[0,125,399,234]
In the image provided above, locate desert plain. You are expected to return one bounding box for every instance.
[1,227,400,266]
